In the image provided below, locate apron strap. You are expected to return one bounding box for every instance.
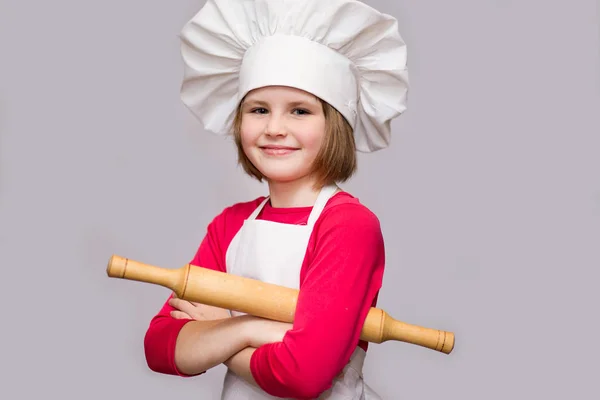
[247,196,270,220]
[306,184,339,227]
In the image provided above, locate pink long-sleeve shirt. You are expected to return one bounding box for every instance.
[143,191,385,398]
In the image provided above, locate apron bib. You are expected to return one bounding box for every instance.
[220,185,381,400]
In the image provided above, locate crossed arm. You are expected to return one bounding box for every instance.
[167,295,291,387]
[144,202,385,397]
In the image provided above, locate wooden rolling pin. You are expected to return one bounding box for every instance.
[106,254,454,354]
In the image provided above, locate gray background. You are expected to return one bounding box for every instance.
[1,0,599,398]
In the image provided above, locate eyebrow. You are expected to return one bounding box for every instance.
[242,99,318,108]
[288,101,317,108]
[242,100,269,107]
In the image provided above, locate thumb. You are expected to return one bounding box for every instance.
[170,310,191,320]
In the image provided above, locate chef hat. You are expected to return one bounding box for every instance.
[179,0,409,153]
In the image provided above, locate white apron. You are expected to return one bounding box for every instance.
[221,184,381,400]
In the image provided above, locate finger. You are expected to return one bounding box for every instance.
[170,310,192,320]
[168,297,186,310]
[169,297,197,315]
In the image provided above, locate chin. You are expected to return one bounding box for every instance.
[256,165,310,184]
[262,171,304,183]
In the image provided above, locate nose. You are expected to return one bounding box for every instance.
[264,113,287,137]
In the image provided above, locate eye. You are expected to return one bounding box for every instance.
[292,108,311,115]
[250,107,268,114]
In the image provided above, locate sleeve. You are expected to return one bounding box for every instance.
[249,204,386,398]
[142,210,229,377]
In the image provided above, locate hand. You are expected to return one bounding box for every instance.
[168,293,230,321]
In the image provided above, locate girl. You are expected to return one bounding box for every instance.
[143,0,409,398]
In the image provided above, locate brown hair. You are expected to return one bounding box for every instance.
[232,97,357,188]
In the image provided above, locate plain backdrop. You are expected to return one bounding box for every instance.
[1,0,599,398]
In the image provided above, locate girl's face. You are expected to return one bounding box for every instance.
[240,86,326,185]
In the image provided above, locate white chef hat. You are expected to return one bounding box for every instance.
[179,0,409,153]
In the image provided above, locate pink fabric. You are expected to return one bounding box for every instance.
[143,192,385,396]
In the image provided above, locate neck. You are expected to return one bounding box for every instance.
[267,176,328,208]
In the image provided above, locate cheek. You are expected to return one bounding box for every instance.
[238,129,251,148]
[304,123,327,152]
[239,120,261,147]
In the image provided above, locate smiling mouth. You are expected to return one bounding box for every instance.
[259,145,299,155]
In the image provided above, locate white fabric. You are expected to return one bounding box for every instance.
[238,33,359,129]
[220,185,381,399]
[179,0,409,153]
